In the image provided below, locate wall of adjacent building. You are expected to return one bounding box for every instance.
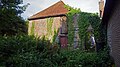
[99,0,104,18]
[28,16,67,42]
[28,18,48,36]
[107,1,120,66]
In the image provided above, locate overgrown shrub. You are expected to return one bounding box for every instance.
[0,35,113,67]
[0,35,53,67]
[78,12,101,48]
[54,47,113,67]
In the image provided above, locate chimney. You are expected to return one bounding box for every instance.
[99,0,104,19]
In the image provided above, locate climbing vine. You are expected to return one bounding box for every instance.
[30,22,35,35]
[78,12,101,48]
[65,4,101,48]
[46,17,54,42]
[52,28,59,43]
[47,18,53,36]
[65,4,80,45]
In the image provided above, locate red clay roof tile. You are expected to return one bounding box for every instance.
[28,1,69,20]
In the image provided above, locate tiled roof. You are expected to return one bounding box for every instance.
[28,1,69,20]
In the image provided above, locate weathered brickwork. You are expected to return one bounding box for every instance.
[107,1,120,66]
[52,17,61,34]
[28,16,65,39]
[28,19,47,36]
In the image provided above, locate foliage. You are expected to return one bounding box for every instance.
[29,17,58,43]
[65,5,101,48]
[56,47,113,67]
[52,29,59,43]
[65,4,80,45]
[46,17,56,42]
[0,35,53,67]
[78,12,101,48]
[43,17,59,43]
[0,2,112,67]
[0,35,113,67]
[47,17,54,36]
[0,0,29,35]
[64,5,80,15]
[30,22,35,35]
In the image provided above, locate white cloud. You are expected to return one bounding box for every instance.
[63,0,99,13]
[21,0,101,19]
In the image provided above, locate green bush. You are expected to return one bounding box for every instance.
[0,35,53,67]
[53,47,113,67]
[0,35,113,67]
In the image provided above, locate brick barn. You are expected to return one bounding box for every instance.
[28,1,69,47]
[102,0,120,66]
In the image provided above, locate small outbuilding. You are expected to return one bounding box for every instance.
[28,1,69,47]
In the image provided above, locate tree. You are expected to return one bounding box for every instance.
[0,0,29,35]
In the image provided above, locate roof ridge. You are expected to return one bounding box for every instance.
[28,1,68,20]
[30,1,65,18]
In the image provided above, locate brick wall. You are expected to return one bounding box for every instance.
[28,18,47,36]
[107,1,120,66]
[28,16,62,39]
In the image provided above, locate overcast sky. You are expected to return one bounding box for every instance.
[21,0,103,19]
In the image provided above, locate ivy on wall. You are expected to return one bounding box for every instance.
[29,17,59,43]
[78,12,101,49]
[47,18,53,36]
[65,4,101,49]
[67,14,74,45]
[30,22,35,35]
[52,28,59,43]
[65,4,80,45]
[46,17,55,42]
